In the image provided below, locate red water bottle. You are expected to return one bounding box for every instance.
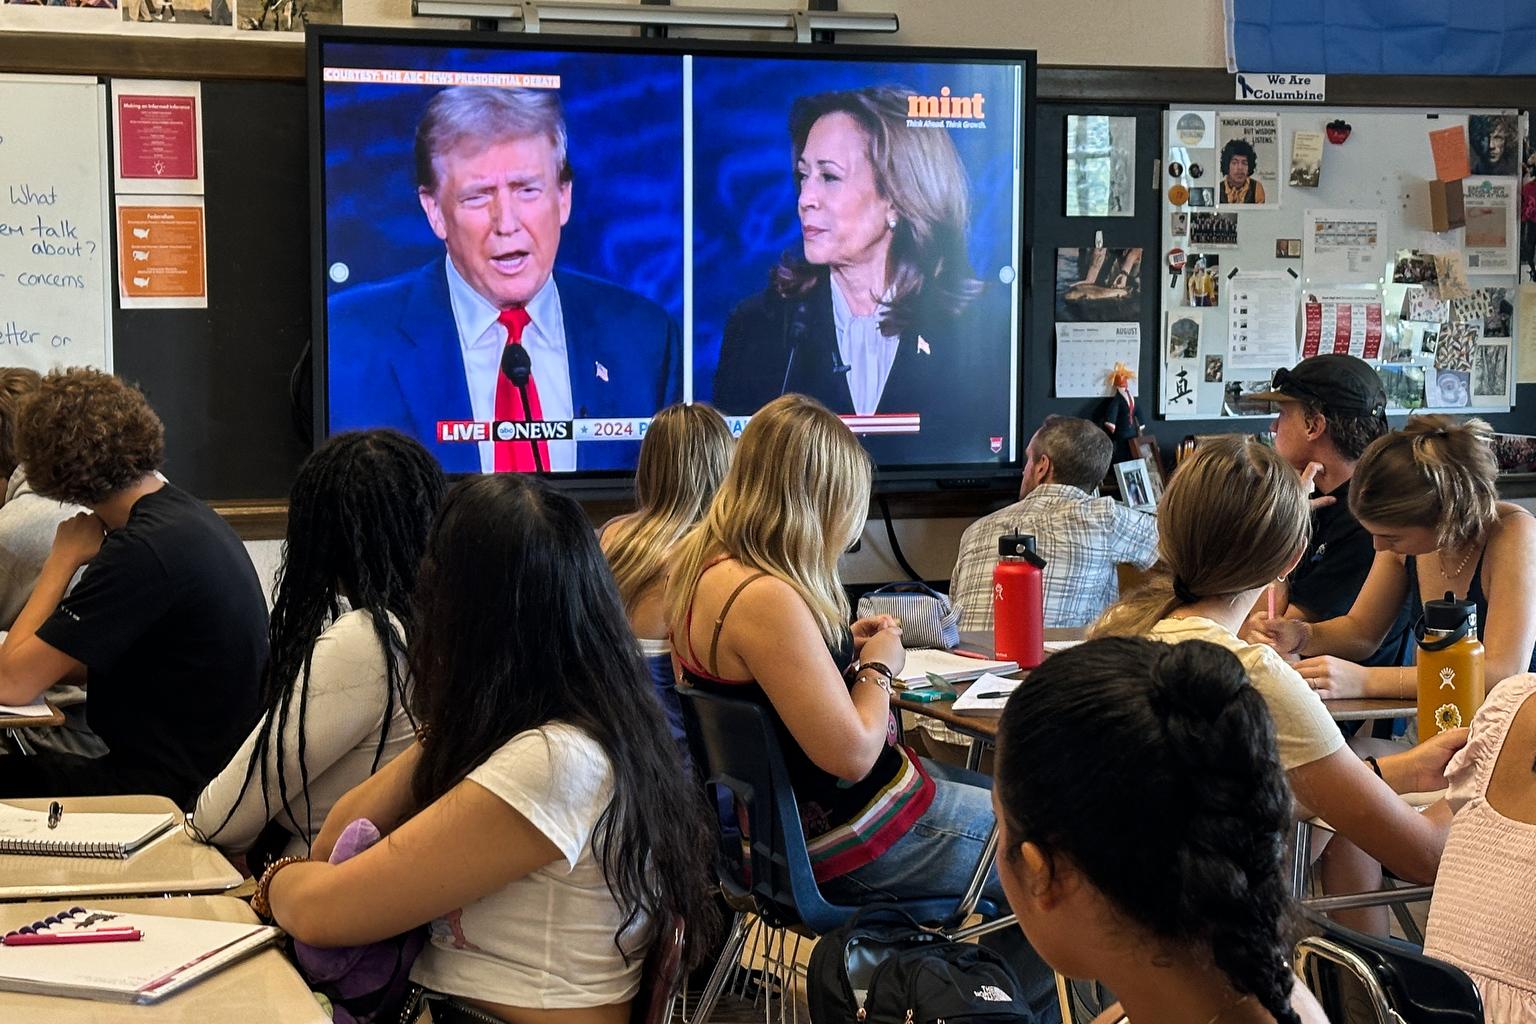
[993,534,1046,668]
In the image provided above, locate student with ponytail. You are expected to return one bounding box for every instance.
[994,637,1327,1024]
[1093,437,1465,931]
[1253,415,1536,695]
[600,403,733,749]
[194,430,446,860]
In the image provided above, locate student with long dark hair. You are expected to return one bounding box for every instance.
[262,475,715,1024]
[193,431,445,860]
[993,638,1327,1024]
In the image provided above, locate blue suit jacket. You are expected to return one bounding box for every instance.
[327,260,682,472]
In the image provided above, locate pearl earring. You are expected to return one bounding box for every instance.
[886,214,898,230]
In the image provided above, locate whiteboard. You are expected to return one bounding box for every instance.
[0,74,112,372]
[1159,107,1518,419]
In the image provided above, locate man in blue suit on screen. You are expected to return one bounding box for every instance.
[327,86,682,473]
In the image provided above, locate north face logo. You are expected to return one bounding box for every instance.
[973,985,1011,1002]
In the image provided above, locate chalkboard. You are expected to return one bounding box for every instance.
[0,74,112,373]
[114,79,311,501]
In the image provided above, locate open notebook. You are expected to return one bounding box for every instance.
[893,649,1019,688]
[0,908,278,1004]
[0,803,176,860]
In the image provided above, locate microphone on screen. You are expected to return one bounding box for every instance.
[498,343,544,474]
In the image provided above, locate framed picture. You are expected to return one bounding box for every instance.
[1128,434,1164,493]
[1113,458,1157,511]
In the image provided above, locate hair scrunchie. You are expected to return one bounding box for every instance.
[1172,575,1199,605]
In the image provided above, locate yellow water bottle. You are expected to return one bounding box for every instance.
[1416,592,1485,737]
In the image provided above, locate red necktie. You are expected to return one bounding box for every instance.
[493,307,548,473]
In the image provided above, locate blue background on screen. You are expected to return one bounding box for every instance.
[689,57,1021,402]
[320,43,685,321]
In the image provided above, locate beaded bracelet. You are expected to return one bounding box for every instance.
[250,855,308,919]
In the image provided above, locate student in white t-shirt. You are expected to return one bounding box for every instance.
[193,430,446,862]
[1091,437,1466,930]
[264,474,715,1024]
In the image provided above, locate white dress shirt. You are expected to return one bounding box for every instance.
[444,257,576,472]
[830,276,899,416]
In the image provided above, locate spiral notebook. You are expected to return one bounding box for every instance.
[0,803,176,860]
[0,908,278,1004]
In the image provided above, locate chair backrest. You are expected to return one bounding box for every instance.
[630,912,686,1024]
[676,685,849,934]
[1294,915,1484,1024]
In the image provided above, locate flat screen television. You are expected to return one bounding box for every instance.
[310,26,1033,488]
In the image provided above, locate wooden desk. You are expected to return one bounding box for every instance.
[0,702,63,730]
[0,796,242,903]
[0,896,327,1022]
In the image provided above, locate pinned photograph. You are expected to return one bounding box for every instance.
[1483,288,1513,337]
[1393,250,1437,285]
[121,0,227,22]
[1469,114,1520,176]
[1171,212,1189,236]
[1275,239,1301,259]
[1433,251,1473,299]
[1189,212,1238,248]
[1188,187,1214,208]
[1216,112,1280,207]
[1168,313,1201,359]
[1403,285,1449,324]
[1435,322,1479,372]
[1379,364,1426,410]
[1289,130,1323,188]
[1420,329,1440,357]
[1065,115,1135,217]
[1434,370,1470,408]
[1222,380,1277,417]
[1055,247,1144,322]
[1182,254,1220,308]
[237,0,341,30]
[1204,354,1224,382]
[1169,161,1185,178]
[1382,336,1416,363]
[1474,343,1510,396]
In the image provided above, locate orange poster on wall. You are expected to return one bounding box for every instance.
[1428,125,1471,182]
[117,199,207,308]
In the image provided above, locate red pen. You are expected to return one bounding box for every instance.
[3,928,142,946]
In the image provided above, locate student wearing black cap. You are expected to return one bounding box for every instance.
[1243,354,1414,703]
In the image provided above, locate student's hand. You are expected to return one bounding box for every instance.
[851,615,901,655]
[1252,615,1311,657]
[1395,727,1470,793]
[859,628,906,677]
[1300,462,1336,510]
[51,512,107,568]
[1295,656,1366,700]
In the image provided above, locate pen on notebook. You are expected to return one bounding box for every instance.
[46,801,62,830]
[3,928,142,947]
[970,691,1013,701]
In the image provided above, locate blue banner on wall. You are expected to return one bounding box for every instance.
[1228,0,1536,76]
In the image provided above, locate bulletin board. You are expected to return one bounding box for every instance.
[1159,107,1521,419]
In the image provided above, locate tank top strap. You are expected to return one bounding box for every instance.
[708,572,769,677]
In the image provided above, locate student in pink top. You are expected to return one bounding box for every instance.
[1423,673,1536,1021]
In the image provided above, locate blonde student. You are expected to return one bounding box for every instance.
[1253,415,1536,696]
[599,402,733,752]
[1092,437,1465,931]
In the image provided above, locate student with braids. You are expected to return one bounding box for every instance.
[1093,437,1466,933]
[1252,415,1536,696]
[993,638,1327,1024]
[599,402,733,751]
[194,430,446,862]
[264,475,716,1024]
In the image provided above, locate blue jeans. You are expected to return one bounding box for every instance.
[820,760,1060,1021]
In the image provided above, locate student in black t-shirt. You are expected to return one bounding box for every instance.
[0,369,268,807]
[1245,355,1413,699]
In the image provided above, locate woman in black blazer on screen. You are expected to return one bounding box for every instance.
[712,85,1013,466]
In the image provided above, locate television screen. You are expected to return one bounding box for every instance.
[312,29,1030,481]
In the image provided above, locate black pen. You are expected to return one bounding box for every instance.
[46,801,62,830]
[970,691,1013,701]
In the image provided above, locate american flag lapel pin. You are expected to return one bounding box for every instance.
[916,336,931,355]
[595,361,609,382]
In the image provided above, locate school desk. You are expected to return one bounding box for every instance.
[0,796,241,903]
[1,702,64,755]
[0,895,327,1023]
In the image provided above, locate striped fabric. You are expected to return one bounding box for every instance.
[805,747,933,881]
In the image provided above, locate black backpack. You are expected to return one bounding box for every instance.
[807,907,1038,1023]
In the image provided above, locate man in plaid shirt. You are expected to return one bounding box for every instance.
[951,415,1158,631]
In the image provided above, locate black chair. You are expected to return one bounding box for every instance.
[678,685,1000,1021]
[1294,913,1484,1023]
